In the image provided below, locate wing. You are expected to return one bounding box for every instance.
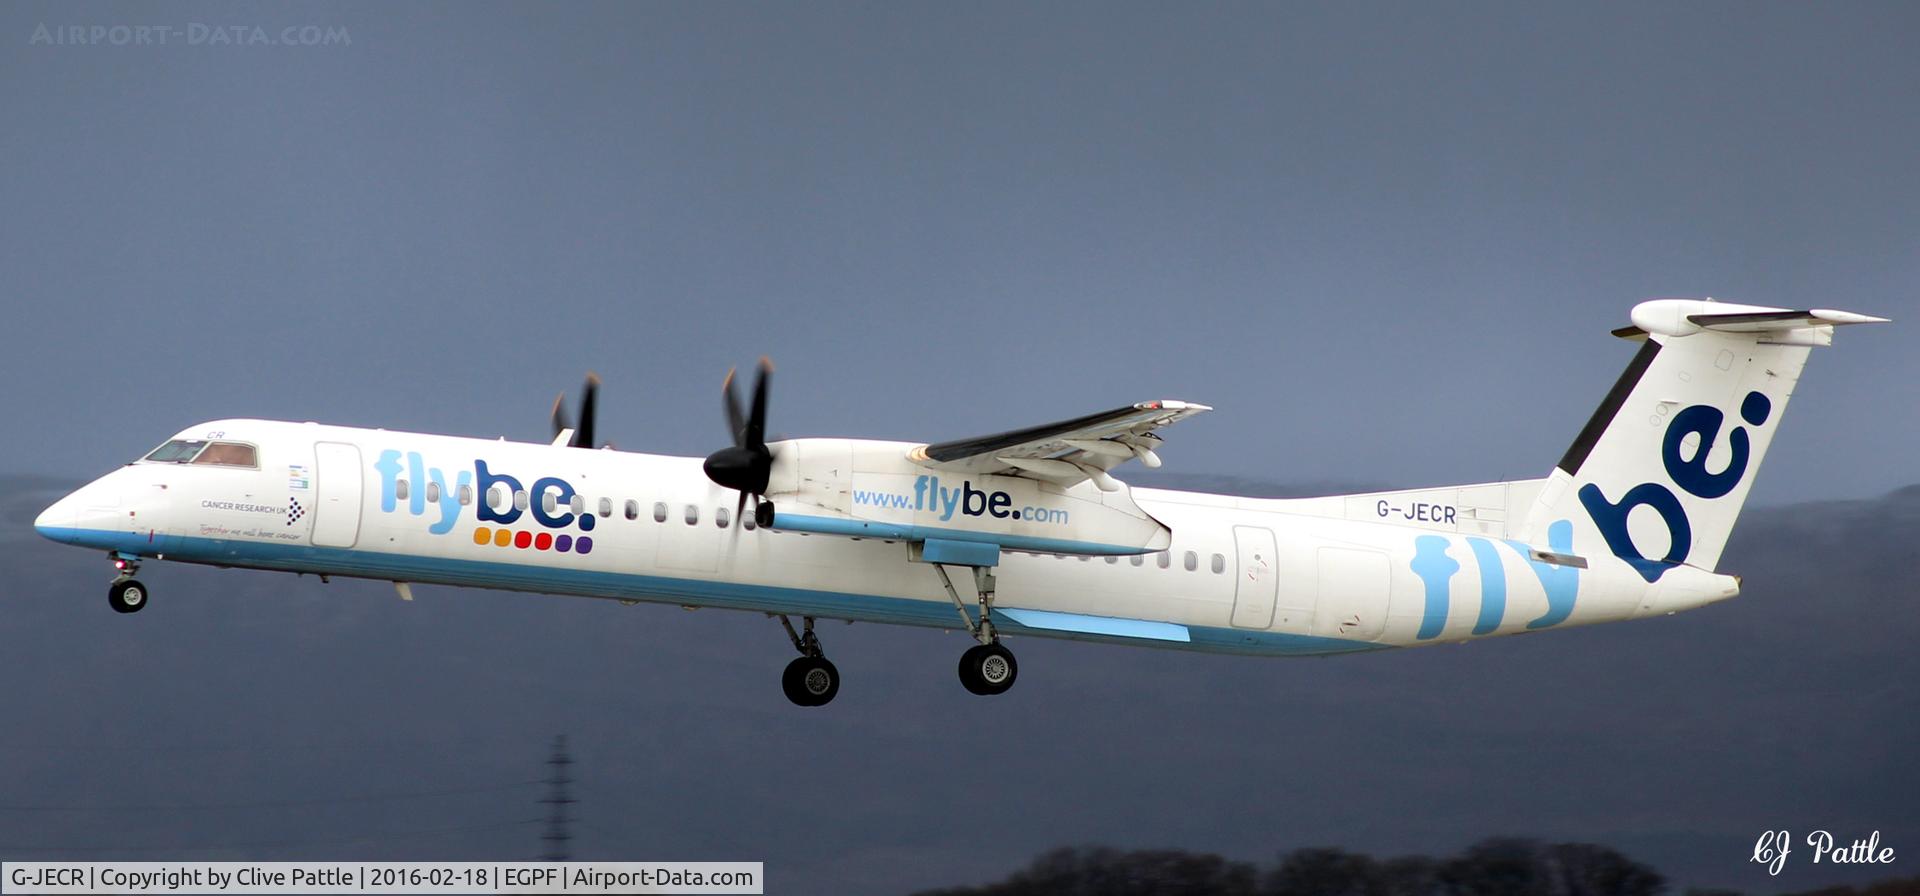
[906,400,1211,488]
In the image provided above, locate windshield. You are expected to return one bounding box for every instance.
[144,439,258,468]
[144,439,205,463]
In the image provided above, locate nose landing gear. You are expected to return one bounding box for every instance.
[107,554,147,614]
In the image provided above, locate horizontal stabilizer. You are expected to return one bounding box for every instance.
[1623,299,1889,341]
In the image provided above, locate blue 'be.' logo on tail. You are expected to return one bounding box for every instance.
[1578,391,1772,582]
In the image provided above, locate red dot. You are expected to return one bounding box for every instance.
[514,530,532,549]
[535,533,553,551]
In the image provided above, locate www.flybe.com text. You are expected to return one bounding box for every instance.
[853,475,1069,525]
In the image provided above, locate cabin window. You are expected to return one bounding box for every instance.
[457,484,473,506]
[569,495,584,515]
[1184,551,1198,572]
[715,507,730,529]
[394,480,410,501]
[144,439,206,463]
[598,497,612,518]
[684,504,699,525]
[1157,551,1170,569]
[653,502,668,523]
[541,491,558,515]
[1211,553,1226,574]
[1130,555,1144,567]
[742,512,756,531]
[425,481,440,503]
[513,490,528,511]
[624,500,639,521]
[487,487,506,511]
[190,442,257,468]
[1104,556,1118,564]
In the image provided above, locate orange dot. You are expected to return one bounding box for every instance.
[473,528,491,545]
[494,528,513,547]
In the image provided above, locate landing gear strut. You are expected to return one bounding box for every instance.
[776,615,839,707]
[107,554,147,614]
[932,564,1018,696]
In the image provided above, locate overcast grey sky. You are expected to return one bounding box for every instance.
[3,6,1918,895]
[2,1,1913,503]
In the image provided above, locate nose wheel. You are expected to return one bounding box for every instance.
[775,615,839,707]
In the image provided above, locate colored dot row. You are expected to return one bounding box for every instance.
[472,527,593,555]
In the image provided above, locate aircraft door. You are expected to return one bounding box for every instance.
[1229,526,1279,629]
[311,442,363,548]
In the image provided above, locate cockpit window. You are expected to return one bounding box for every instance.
[145,439,206,463]
[190,442,258,468]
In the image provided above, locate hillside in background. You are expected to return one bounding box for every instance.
[1,475,1914,895]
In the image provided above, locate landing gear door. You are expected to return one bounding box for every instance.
[311,442,363,548]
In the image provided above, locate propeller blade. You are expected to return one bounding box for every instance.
[745,357,771,447]
[722,367,745,445]
[575,373,600,449]
[735,489,749,530]
[550,393,571,441]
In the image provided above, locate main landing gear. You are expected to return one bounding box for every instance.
[776,615,839,707]
[933,564,1018,696]
[107,554,147,614]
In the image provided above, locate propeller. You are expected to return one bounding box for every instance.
[550,373,601,449]
[703,357,776,524]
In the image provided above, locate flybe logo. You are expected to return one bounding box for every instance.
[373,451,596,552]
[852,475,1071,525]
[1578,391,1772,582]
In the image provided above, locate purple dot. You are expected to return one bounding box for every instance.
[554,534,572,552]
[574,536,593,555]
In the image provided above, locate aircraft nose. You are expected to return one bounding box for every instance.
[34,495,78,543]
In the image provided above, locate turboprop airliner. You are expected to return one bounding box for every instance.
[34,299,1886,705]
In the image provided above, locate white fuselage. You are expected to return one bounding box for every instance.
[34,418,1739,657]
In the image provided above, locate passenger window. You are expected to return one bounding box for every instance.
[716,507,730,529]
[513,490,528,511]
[1157,551,1171,569]
[1184,551,1198,571]
[742,512,756,531]
[653,502,668,523]
[1211,553,1226,574]
[458,484,473,506]
[1104,556,1118,564]
[191,442,257,467]
[570,495,584,514]
[395,480,410,501]
[542,491,557,514]
[598,497,612,518]
[624,500,639,521]
[684,505,699,525]
[487,487,505,511]
[144,439,205,463]
[426,482,441,503]
[1130,555,1144,567]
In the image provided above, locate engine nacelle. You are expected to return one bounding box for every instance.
[758,438,1169,556]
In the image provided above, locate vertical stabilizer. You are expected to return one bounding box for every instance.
[1518,299,1886,581]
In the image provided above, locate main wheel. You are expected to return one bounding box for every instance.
[108,579,148,614]
[781,656,839,707]
[958,643,1017,696]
